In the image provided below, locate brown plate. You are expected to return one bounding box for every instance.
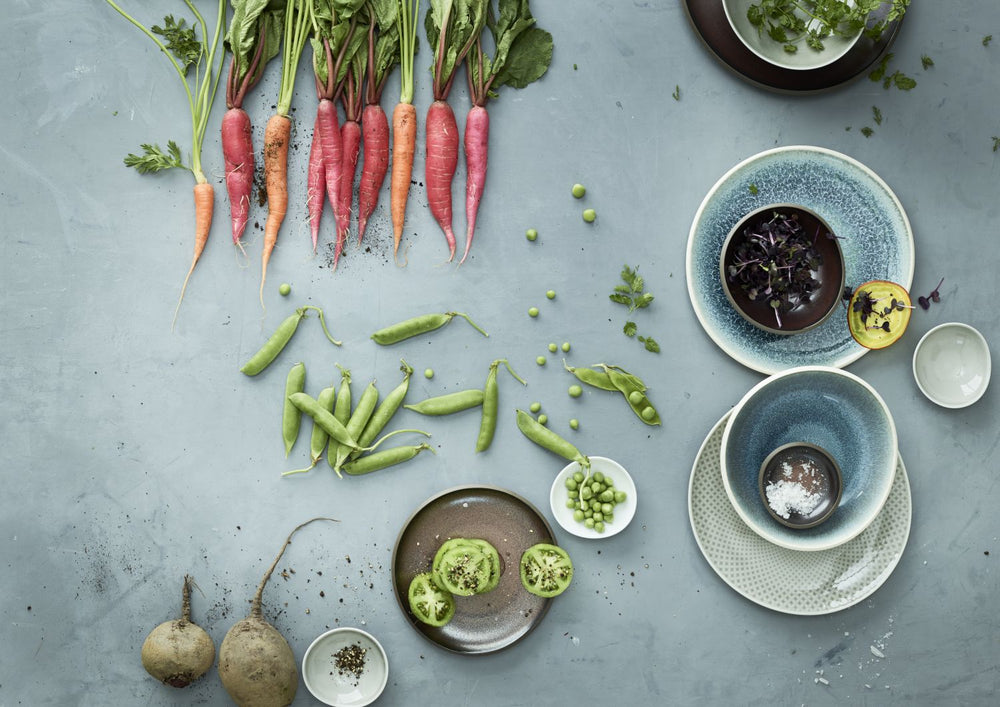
[682,0,904,94]
[391,485,555,654]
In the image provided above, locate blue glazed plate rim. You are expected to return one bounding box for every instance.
[685,145,915,375]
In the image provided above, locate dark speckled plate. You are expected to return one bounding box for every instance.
[682,0,903,94]
[391,485,555,654]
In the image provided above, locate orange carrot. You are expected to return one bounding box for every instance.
[173,182,214,328]
[390,102,417,257]
[261,114,290,305]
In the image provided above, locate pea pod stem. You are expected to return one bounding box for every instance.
[340,443,435,476]
[240,305,341,376]
[514,409,590,469]
[405,388,484,415]
[302,305,343,346]
[370,311,489,345]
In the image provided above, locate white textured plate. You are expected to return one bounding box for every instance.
[550,456,637,539]
[689,411,911,615]
[686,146,915,374]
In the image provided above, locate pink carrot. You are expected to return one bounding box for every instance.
[317,98,343,242]
[425,99,459,260]
[306,107,326,252]
[221,107,254,246]
[336,118,361,262]
[357,103,389,245]
[460,104,489,264]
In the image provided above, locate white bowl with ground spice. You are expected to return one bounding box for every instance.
[302,627,388,706]
[721,366,897,552]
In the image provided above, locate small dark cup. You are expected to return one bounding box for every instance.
[758,442,843,529]
[720,204,845,335]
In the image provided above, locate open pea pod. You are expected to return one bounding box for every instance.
[600,364,660,426]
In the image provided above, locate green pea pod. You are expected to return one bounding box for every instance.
[563,360,618,392]
[340,443,435,476]
[355,361,414,454]
[476,359,526,453]
[282,363,307,457]
[334,380,379,470]
[283,385,335,476]
[598,363,647,393]
[288,392,363,452]
[240,306,341,376]
[327,366,352,472]
[605,368,661,426]
[370,311,489,345]
[515,409,589,467]
[405,389,484,415]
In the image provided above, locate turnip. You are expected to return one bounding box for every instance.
[218,517,336,707]
[140,575,215,688]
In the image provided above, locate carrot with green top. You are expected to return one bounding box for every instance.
[105,1,226,327]
[391,0,419,260]
[260,0,312,308]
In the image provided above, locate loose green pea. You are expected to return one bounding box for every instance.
[582,208,596,223]
[594,521,605,533]
[573,509,585,521]
[536,356,546,366]
[566,499,577,509]
[530,401,542,413]
[537,413,548,425]
[569,418,579,430]
[424,368,434,379]
[278,283,291,296]
[614,490,627,503]
[568,384,583,398]
[572,183,586,198]
[546,289,556,299]
[584,517,596,529]
[573,471,584,483]
[561,342,570,352]
[526,228,538,241]
[593,471,604,483]
[565,477,578,491]
[548,343,558,352]
[528,307,539,318]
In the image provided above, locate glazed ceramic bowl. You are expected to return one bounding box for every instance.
[720,204,845,336]
[550,456,637,539]
[721,366,897,551]
[302,627,388,706]
[913,322,991,408]
[721,0,864,71]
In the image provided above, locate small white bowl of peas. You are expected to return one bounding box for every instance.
[550,456,637,539]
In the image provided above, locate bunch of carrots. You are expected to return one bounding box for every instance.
[108,0,550,324]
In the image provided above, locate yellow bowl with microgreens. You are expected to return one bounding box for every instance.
[847,280,913,350]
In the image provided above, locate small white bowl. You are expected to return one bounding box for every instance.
[302,627,388,706]
[913,323,991,408]
[550,456,637,539]
[722,0,863,71]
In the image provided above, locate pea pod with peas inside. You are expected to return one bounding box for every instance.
[340,443,435,476]
[405,389,485,415]
[287,391,365,453]
[515,409,590,470]
[283,385,335,476]
[352,360,414,457]
[562,360,619,392]
[477,359,526,453]
[600,364,660,426]
[333,380,380,471]
[370,311,489,345]
[240,306,342,376]
[282,363,306,457]
[327,366,352,472]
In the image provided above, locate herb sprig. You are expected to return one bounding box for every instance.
[746,0,909,54]
[610,265,659,353]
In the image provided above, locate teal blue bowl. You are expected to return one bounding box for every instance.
[721,366,897,551]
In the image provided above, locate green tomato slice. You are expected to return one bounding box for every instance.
[407,572,455,627]
[520,543,573,598]
[433,543,496,596]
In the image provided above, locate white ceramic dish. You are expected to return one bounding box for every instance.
[722,0,862,71]
[686,146,915,374]
[690,411,911,615]
[302,627,388,706]
[550,456,637,539]
[912,322,991,408]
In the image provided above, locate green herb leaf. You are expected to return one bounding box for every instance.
[921,54,934,69]
[672,85,681,101]
[984,34,993,47]
[872,106,883,125]
[749,183,759,195]
[892,72,916,90]
[992,136,1000,152]
[123,141,187,174]
[868,52,892,82]
[152,15,202,73]
[641,336,660,353]
[861,126,874,138]
[609,293,633,307]
[623,321,637,337]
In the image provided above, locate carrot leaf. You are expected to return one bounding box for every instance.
[469,0,551,104]
[426,0,487,99]
[226,0,285,103]
[152,15,203,73]
[124,141,187,174]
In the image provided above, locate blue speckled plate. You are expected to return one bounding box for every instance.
[686,146,914,374]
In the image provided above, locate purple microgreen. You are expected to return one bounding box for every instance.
[918,277,945,310]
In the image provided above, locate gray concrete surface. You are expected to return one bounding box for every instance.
[2,1,998,705]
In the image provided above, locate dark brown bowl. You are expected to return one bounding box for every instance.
[758,442,842,529]
[720,204,845,335]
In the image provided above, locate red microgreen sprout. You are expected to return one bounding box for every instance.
[917,277,945,310]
